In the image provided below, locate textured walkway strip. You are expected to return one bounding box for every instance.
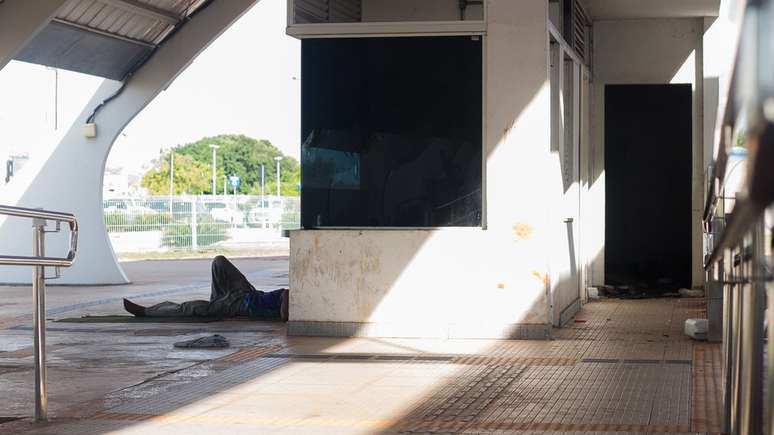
[215,345,283,364]
[691,343,723,433]
[263,352,578,366]
[87,412,693,433]
[401,420,692,433]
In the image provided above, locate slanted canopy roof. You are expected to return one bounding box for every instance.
[14,0,208,80]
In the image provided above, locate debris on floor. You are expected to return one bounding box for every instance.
[679,288,705,298]
[173,334,230,349]
[685,318,708,340]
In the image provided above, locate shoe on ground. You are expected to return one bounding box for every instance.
[123,298,146,317]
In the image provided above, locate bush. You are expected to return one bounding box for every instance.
[161,216,228,248]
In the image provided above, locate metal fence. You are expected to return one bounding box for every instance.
[103,195,299,254]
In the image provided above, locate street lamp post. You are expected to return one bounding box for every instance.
[209,144,219,196]
[261,164,265,200]
[274,156,282,197]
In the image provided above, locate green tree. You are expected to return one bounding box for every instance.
[153,134,300,195]
[141,153,212,195]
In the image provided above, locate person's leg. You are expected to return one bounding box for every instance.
[211,255,255,301]
[140,300,212,317]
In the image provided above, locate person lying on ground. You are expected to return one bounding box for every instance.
[123,255,289,321]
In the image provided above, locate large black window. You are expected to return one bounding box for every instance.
[301,36,483,227]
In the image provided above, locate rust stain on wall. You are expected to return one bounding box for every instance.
[531,271,549,286]
[512,222,534,240]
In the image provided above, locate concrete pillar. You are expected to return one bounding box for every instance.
[692,18,706,288]
[0,0,258,284]
[289,0,556,339]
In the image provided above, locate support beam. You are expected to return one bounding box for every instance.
[51,18,156,48]
[0,0,68,71]
[0,0,259,284]
[98,0,182,24]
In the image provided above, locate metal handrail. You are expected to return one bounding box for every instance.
[0,205,78,268]
[700,2,774,434]
[0,204,79,423]
[704,0,774,268]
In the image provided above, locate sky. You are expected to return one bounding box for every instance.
[0,0,300,175]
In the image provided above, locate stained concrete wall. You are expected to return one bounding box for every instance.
[289,0,556,339]
[589,18,705,287]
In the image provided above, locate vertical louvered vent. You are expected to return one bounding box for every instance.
[294,0,362,24]
[571,0,590,63]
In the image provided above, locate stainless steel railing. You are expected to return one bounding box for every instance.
[0,205,79,422]
[702,1,774,434]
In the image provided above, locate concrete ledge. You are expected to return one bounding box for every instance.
[559,298,582,327]
[287,320,552,340]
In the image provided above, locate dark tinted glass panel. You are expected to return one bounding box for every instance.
[301,36,482,227]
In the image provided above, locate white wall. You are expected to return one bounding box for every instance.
[290,0,556,338]
[361,0,483,21]
[589,18,704,286]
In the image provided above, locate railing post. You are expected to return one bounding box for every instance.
[768,245,773,435]
[730,245,743,434]
[31,217,47,422]
[722,245,733,434]
[739,219,766,434]
[191,197,198,251]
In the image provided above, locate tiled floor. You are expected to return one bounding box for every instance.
[0,259,719,434]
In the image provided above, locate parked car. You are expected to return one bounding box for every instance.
[207,202,244,225]
[247,198,283,228]
[103,198,157,215]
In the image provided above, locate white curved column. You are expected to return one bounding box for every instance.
[0,0,258,284]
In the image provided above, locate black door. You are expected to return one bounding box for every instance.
[605,84,692,291]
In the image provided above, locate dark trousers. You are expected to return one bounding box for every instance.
[144,256,271,318]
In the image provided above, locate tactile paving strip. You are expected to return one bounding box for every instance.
[215,345,282,364]
[691,343,723,433]
[387,360,691,433]
[262,352,577,366]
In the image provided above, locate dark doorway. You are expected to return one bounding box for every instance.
[605,84,692,291]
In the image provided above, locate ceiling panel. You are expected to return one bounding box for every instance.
[14,20,153,80]
[13,0,209,79]
[581,0,720,20]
